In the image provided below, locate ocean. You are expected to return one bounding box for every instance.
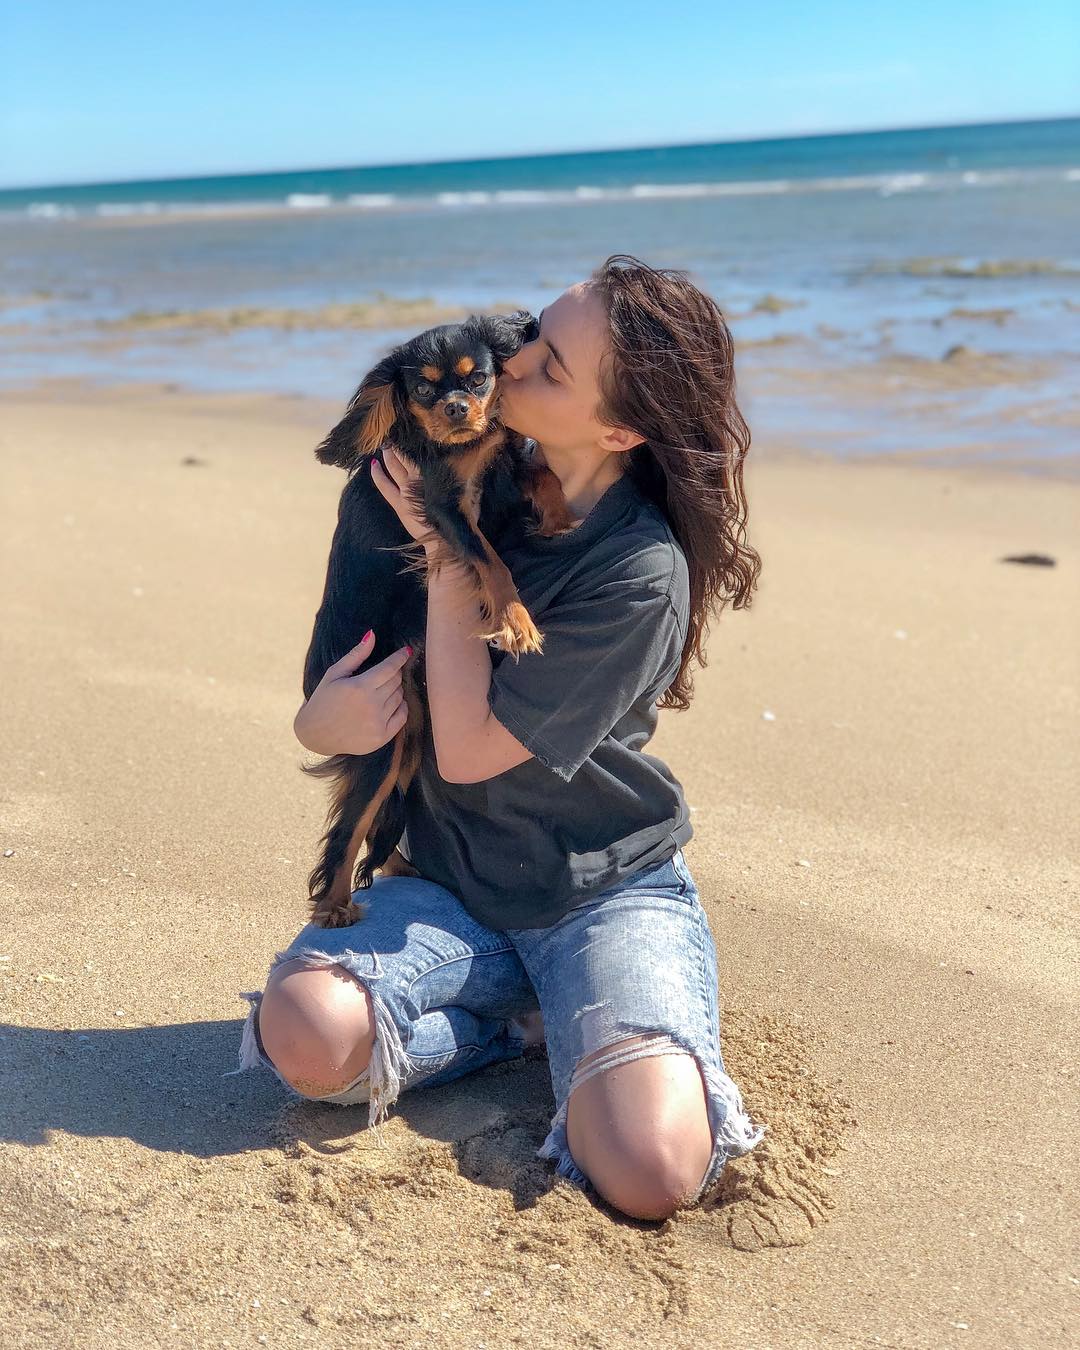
[2,117,1078,468]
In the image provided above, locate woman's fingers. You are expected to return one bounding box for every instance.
[371,442,430,541]
[326,629,376,678]
[384,442,415,471]
[370,451,403,502]
[382,687,406,718]
[369,456,389,497]
[361,644,413,689]
[380,443,420,485]
[373,444,404,480]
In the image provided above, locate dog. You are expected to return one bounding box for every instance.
[300,309,577,928]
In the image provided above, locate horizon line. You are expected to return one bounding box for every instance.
[2,110,1077,195]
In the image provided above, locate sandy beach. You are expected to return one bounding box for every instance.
[1,382,1077,1348]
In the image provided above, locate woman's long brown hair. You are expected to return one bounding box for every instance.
[588,253,762,712]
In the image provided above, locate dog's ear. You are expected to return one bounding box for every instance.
[314,353,404,470]
[465,310,539,366]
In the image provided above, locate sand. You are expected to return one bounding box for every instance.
[1,383,1077,1348]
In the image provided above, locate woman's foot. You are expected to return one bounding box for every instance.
[508,1009,546,1049]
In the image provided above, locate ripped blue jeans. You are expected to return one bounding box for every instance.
[224,847,766,1206]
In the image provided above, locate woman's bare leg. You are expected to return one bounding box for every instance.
[257,957,376,1098]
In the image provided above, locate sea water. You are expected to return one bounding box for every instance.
[2,117,1077,467]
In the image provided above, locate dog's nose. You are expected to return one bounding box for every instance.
[444,400,469,420]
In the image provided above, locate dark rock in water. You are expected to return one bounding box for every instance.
[1000,553,1056,567]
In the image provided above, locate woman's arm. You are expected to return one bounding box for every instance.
[422,550,535,783]
[371,445,534,784]
[293,633,412,755]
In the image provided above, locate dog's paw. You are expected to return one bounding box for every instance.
[478,602,544,658]
[309,898,366,929]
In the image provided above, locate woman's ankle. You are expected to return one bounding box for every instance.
[508,1009,546,1048]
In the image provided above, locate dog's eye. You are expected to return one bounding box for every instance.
[469,371,489,388]
[415,381,433,396]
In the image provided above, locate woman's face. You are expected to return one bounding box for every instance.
[498,282,625,454]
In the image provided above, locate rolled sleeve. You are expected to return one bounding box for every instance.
[487,578,684,782]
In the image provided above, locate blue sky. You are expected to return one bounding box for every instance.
[2,1,1078,188]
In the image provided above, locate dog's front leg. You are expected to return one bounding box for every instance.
[425,489,544,658]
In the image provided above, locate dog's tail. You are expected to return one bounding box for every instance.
[302,734,405,928]
[302,661,426,928]
[354,664,426,894]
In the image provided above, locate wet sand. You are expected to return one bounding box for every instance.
[1,384,1077,1347]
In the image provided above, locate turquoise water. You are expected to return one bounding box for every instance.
[1,118,1077,469]
[2,117,1077,215]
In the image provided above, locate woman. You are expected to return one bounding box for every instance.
[227,254,767,1221]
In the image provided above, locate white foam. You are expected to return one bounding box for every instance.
[95,202,163,216]
[630,181,714,198]
[878,172,929,196]
[26,202,78,219]
[6,161,1073,225]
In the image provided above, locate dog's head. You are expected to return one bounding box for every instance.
[315,309,538,470]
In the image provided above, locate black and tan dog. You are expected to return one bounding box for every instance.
[301,310,576,928]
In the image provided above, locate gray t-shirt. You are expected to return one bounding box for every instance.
[400,466,693,930]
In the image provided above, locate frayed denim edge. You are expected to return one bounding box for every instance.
[536,1101,593,1191]
[692,1055,767,1204]
[222,944,418,1148]
[535,1031,767,1207]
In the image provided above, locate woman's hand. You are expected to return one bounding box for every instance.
[294,630,412,756]
[370,443,434,545]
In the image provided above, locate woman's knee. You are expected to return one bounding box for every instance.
[258,958,376,1099]
[565,1038,714,1220]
